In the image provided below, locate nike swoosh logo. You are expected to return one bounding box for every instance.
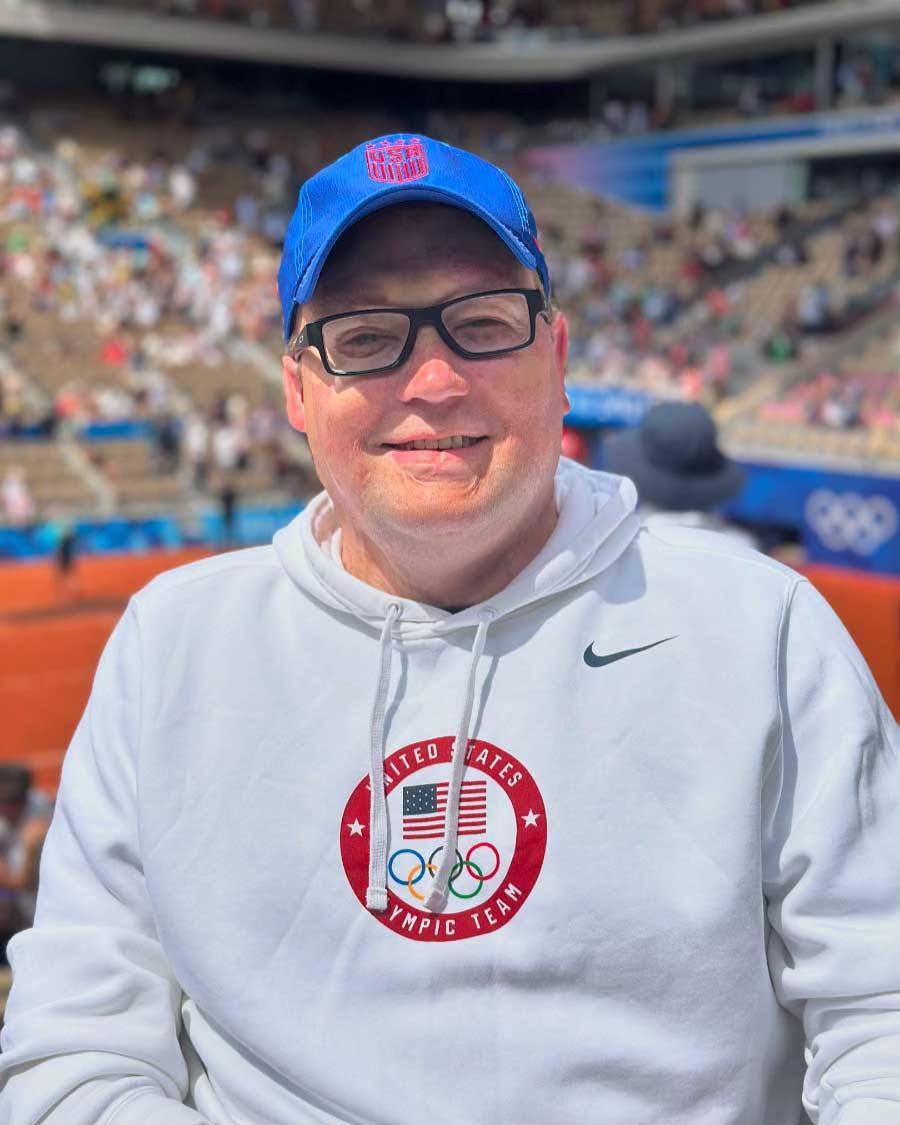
[583,636,677,668]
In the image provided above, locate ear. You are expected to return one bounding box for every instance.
[282,354,307,433]
[550,310,570,413]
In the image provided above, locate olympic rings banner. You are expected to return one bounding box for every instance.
[720,462,900,576]
[340,736,547,943]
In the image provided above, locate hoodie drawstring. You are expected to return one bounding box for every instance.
[425,610,493,913]
[366,605,494,914]
[365,602,401,912]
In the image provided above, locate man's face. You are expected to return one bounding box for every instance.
[281,204,569,550]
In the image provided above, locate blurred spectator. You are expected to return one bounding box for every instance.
[1,466,34,524]
[219,480,238,548]
[183,409,211,489]
[153,411,182,473]
[603,401,760,550]
[49,513,80,600]
[212,417,246,473]
[0,766,52,965]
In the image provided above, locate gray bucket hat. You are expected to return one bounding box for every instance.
[603,401,745,511]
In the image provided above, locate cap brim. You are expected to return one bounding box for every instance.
[291,184,541,311]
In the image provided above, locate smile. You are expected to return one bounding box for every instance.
[385,436,486,451]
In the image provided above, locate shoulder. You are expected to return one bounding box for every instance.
[621,522,804,622]
[132,545,283,607]
[636,521,796,581]
[128,546,291,637]
[121,545,295,666]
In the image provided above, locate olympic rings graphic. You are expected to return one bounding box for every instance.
[805,489,898,556]
[388,843,501,902]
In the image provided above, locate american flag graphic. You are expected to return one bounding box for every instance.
[402,780,487,840]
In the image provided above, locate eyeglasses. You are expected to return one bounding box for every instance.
[287,287,550,377]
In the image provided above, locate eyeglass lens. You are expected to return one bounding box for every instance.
[321,291,533,374]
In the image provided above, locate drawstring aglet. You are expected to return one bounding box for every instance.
[366,887,388,913]
[425,887,448,913]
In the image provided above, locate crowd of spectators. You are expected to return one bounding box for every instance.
[536,193,845,402]
[760,368,899,431]
[1,84,899,526]
[43,0,839,42]
[0,111,321,518]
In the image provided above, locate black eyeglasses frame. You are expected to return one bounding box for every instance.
[286,287,551,377]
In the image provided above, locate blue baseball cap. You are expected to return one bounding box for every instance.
[277,133,550,341]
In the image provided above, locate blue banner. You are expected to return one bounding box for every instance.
[565,383,652,428]
[527,107,900,212]
[721,462,900,575]
[0,503,306,561]
[78,420,153,441]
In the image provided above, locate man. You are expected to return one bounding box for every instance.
[0,135,897,1125]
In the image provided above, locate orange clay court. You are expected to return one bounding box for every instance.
[0,549,897,795]
[0,549,209,794]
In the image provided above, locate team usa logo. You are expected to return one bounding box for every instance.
[365,138,429,184]
[340,736,547,942]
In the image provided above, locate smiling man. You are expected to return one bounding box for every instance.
[1,135,898,1125]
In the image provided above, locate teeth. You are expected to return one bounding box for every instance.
[394,436,480,451]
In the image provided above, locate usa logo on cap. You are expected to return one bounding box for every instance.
[365,137,429,184]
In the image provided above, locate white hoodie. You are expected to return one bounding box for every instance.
[1,461,898,1125]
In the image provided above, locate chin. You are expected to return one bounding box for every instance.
[385,493,496,535]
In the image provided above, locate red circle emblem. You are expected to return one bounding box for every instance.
[340,737,547,942]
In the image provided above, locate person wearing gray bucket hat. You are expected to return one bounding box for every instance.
[3,134,898,1125]
[603,400,759,549]
[603,401,745,511]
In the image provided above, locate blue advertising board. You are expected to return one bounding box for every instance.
[0,503,305,561]
[527,107,900,213]
[565,382,652,428]
[722,462,899,576]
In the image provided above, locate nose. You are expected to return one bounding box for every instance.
[396,326,470,406]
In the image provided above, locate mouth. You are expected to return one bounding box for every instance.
[381,435,488,452]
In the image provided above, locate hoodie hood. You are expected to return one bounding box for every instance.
[273,458,640,633]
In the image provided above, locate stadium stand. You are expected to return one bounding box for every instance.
[0,105,324,521]
[33,0,843,40]
[2,81,899,532]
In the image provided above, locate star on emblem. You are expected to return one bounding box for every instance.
[521,809,541,828]
[347,818,365,836]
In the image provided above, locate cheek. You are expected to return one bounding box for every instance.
[493,362,566,443]
[303,386,380,485]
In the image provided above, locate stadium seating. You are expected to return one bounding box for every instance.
[2,86,899,528]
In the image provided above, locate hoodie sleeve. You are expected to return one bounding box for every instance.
[762,578,900,1125]
[0,603,210,1125]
